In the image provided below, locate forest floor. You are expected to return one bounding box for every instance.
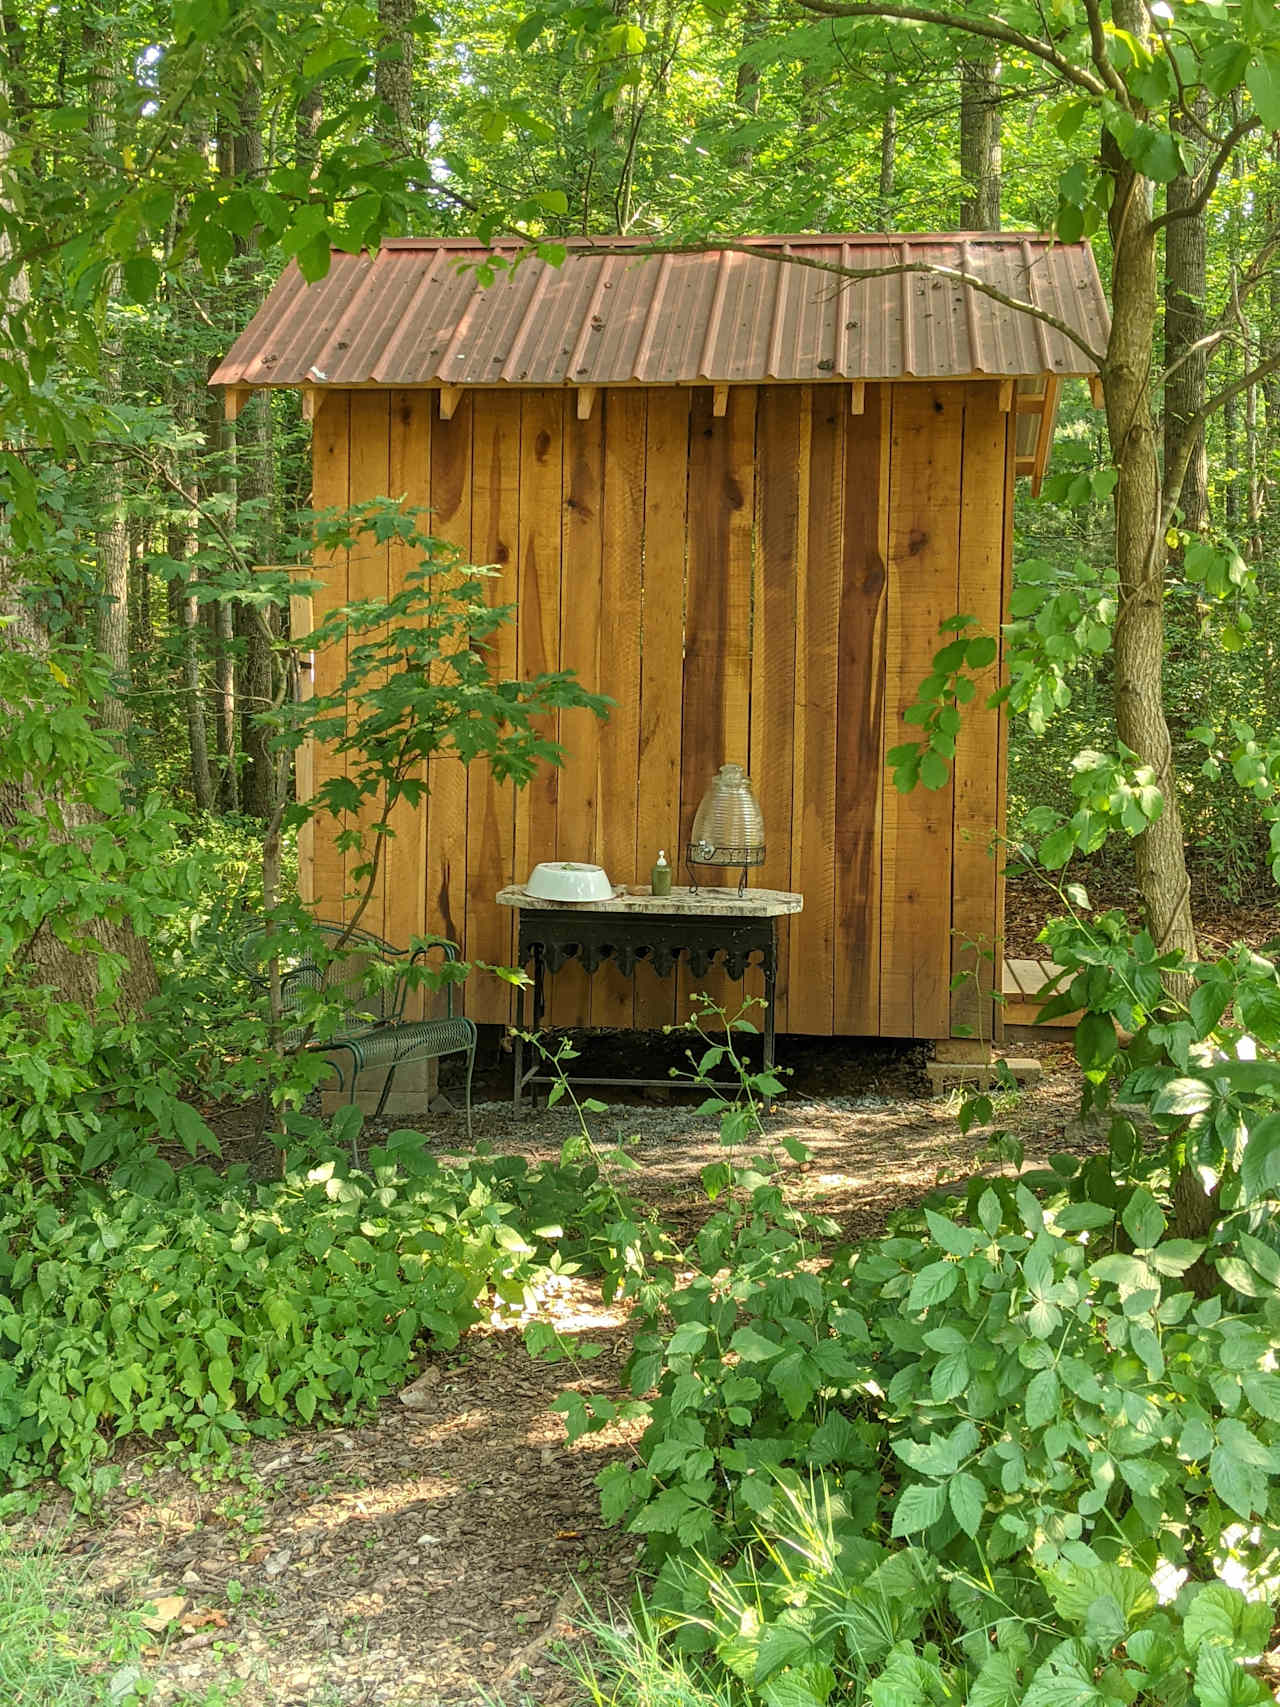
[31,1036,1092,1707]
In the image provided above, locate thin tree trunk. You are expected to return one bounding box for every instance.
[959,55,1001,230]
[733,3,761,168]
[1102,11,1196,969]
[1163,92,1210,535]
[214,594,240,813]
[1245,321,1261,553]
[130,515,150,698]
[86,17,130,731]
[297,83,323,177]
[375,0,416,144]
[165,401,215,812]
[231,78,277,820]
[878,80,896,226]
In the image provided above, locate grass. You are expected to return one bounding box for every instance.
[0,1531,239,1707]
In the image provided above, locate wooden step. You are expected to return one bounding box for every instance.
[1001,957,1079,1029]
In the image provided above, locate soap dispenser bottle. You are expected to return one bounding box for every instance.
[651,849,672,897]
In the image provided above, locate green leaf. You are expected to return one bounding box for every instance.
[924,1209,979,1256]
[730,1325,782,1363]
[1240,1112,1280,1202]
[1121,1188,1165,1250]
[1025,1367,1060,1430]
[1023,1637,1108,1707]
[769,1351,819,1420]
[1194,1644,1272,1707]
[948,1469,985,1537]
[667,1321,709,1357]
[1127,124,1182,183]
[123,254,161,303]
[1074,1011,1117,1071]
[890,1478,947,1537]
[1242,1369,1280,1421]
[169,1100,218,1157]
[1246,55,1280,129]
[1183,1583,1273,1659]
[919,748,951,791]
[908,1260,959,1311]
[754,1622,813,1683]
[1209,1443,1257,1518]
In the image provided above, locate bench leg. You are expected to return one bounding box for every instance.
[463,1037,476,1145]
[374,1065,398,1122]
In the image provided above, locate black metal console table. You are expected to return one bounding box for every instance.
[496,886,803,1110]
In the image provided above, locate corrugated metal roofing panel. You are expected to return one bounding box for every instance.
[212,233,1107,392]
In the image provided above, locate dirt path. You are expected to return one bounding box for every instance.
[39,1046,1087,1706]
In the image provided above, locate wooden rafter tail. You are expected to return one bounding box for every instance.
[224,385,252,422]
[438,385,463,421]
[712,383,729,417]
[300,385,320,422]
[576,385,597,420]
[1030,376,1061,497]
[997,378,1013,413]
[1088,374,1104,409]
[850,380,866,415]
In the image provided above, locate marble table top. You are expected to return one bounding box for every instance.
[496,884,803,917]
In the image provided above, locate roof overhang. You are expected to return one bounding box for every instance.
[213,233,1108,487]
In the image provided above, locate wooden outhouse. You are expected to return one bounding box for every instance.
[213,234,1107,1046]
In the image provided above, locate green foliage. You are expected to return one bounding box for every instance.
[887,617,998,793]
[1004,549,1116,736]
[572,1487,1278,1707]
[1026,901,1280,1232]
[288,501,611,907]
[1192,722,1280,885]
[1021,746,1165,869]
[552,987,1280,1707]
[0,1138,563,1504]
[0,640,240,1184]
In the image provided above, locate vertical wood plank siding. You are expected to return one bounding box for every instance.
[309,381,1011,1038]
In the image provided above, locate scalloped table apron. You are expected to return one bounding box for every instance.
[496,886,804,1110]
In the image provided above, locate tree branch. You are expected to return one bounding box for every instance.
[1081,0,1128,103]
[1150,113,1260,232]
[1163,349,1280,514]
[787,0,1109,99]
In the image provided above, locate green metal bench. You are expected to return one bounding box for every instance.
[236,921,477,1146]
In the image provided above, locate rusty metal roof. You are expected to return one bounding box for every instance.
[212,234,1107,394]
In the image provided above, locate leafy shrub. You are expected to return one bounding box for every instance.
[554,986,1280,1707]
[587,1183,1280,1586]
[572,1485,1279,1707]
[0,1135,561,1503]
[1030,905,1280,1232]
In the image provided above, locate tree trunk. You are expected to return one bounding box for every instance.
[878,80,896,226]
[733,2,761,168]
[165,406,215,812]
[1223,374,1240,529]
[0,71,155,1014]
[86,17,130,732]
[959,55,1001,230]
[375,0,416,144]
[1245,323,1261,555]
[1163,93,1210,535]
[297,82,323,177]
[1102,35,1197,968]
